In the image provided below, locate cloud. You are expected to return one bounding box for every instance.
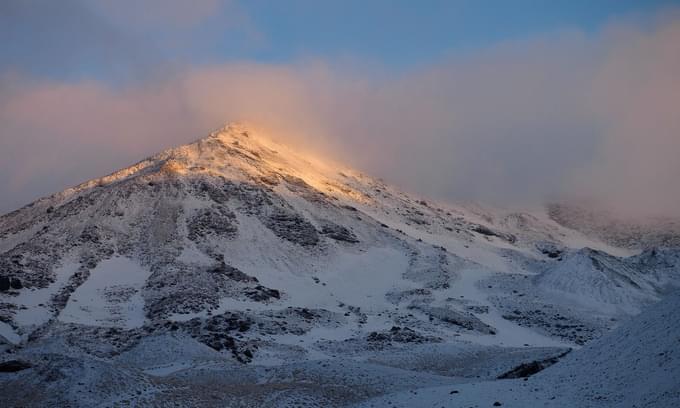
[574,18,680,217]
[0,9,679,218]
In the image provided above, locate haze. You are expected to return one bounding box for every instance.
[1,0,679,217]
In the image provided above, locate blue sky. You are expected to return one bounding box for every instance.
[2,0,678,81]
[234,0,675,65]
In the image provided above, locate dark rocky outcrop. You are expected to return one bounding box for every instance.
[0,360,32,372]
[385,288,434,305]
[244,286,280,301]
[497,350,571,379]
[366,326,441,344]
[412,305,496,335]
[265,210,319,246]
[321,222,359,243]
[470,224,517,243]
[208,262,258,283]
[9,278,22,290]
[536,241,563,258]
[0,276,10,291]
[187,206,238,241]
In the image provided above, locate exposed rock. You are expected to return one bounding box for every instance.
[548,202,680,249]
[497,350,571,379]
[183,313,255,362]
[265,210,319,246]
[386,288,434,305]
[208,262,258,283]
[0,360,32,372]
[470,224,517,243]
[366,326,441,344]
[9,278,22,290]
[321,222,359,243]
[536,241,563,258]
[187,206,237,241]
[0,276,9,291]
[244,285,281,301]
[281,175,329,203]
[412,305,496,335]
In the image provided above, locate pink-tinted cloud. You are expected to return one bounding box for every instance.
[575,18,680,217]
[1,12,679,218]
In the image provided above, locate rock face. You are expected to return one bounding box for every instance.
[366,326,441,344]
[321,222,359,243]
[0,123,679,407]
[0,360,31,372]
[547,203,680,249]
[533,248,664,312]
[497,350,570,379]
[410,305,497,335]
[265,210,320,246]
[0,276,9,291]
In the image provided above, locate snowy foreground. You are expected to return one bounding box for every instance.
[0,124,678,407]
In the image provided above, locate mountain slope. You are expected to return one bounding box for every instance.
[0,123,679,406]
[355,289,680,408]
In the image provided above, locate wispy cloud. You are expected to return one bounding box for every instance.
[1,5,679,218]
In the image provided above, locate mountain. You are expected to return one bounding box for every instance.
[0,123,678,407]
[356,288,680,408]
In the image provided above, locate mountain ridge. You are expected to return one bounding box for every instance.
[0,123,679,407]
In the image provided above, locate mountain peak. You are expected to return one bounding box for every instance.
[2,122,680,408]
[43,122,369,209]
[207,121,257,138]
[169,122,335,183]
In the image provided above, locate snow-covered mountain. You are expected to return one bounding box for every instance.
[1,123,678,407]
[357,287,680,408]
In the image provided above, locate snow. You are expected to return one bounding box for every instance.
[531,207,637,258]
[12,259,80,329]
[355,290,680,408]
[0,321,21,344]
[176,244,214,266]
[170,245,413,327]
[353,200,518,273]
[1,123,679,407]
[440,267,571,348]
[535,249,657,314]
[59,257,150,328]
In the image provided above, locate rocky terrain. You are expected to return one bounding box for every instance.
[0,123,678,407]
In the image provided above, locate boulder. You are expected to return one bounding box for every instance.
[0,276,10,291]
[10,278,22,290]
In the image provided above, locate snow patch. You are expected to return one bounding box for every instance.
[0,321,21,344]
[12,259,80,328]
[59,257,150,328]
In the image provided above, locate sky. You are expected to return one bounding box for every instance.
[1,0,679,217]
